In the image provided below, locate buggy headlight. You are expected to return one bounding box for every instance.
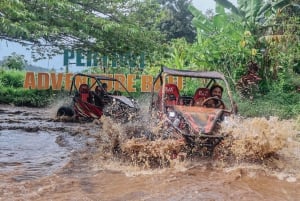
[168,111,176,118]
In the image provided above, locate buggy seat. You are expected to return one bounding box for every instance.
[159,83,180,106]
[192,88,210,106]
[78,84,90,102]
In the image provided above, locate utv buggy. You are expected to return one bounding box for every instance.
[150,66,237,155]
[56,73,139,121]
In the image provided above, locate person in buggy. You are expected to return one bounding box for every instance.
[209,83,238,113]
[93,83,109,108]
[200,84,226,109]
[211,84,226,107]
[210,84,223,99]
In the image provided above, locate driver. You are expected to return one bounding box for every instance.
[210,84,223,99]
[208,84,225,109]
[93,86,105,107]
[93,83,110,107]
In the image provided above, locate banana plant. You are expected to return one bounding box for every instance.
[215,0,299,36]
[189,0,299,90]
[188,4,251,78]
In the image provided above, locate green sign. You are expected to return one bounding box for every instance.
[63,50,145,68]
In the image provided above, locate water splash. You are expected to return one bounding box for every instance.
[94,110,300,178]
[219,116,298,161]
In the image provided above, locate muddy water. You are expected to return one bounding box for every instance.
[0,104,300,201]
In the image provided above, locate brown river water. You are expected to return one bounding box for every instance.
[0,103,300,201]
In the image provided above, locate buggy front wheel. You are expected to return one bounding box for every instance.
[56,106,74,117]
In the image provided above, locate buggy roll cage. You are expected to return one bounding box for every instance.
[69,73,134,99]
[150,66,235,113]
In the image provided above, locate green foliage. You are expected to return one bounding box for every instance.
[0,69,54,107]
[209,0,300,93]
[158,38,193,69]
[186,1,300,96]
[270,69,300,92]
[157,0,196,43]
[1,53,27,70]
[235,91,300,119]
[188,4,261,87]
[0,0,164,59]
[0,69,24,87]
[259,7,300,93]
[14,88,54,107]
[0,86,54,107]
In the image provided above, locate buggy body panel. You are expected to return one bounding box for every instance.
[173,105,223,134]
[73,97,103,118]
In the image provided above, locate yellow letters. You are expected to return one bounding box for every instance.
[23,72,36,89]
[23,72,183,93]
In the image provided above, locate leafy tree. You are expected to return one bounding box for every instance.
[188,4,258,85]
[189,0,299,92]
[261,3,300,92]
[157,0,196,43]
[0,0,164,60]
[1,53,27,70]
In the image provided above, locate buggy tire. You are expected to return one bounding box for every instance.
[57,106,74,117]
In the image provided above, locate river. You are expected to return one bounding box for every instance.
[0,104,299,201]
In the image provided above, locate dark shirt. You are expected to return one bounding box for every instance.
[93,91,105,107]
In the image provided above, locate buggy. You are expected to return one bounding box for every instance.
[56,73,139,121]
[150,66,237,154]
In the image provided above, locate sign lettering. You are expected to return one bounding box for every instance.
[23,72,183,93]
[63,50,145,68]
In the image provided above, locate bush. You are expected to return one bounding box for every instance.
[0,87,55,107]
[0,69,24,88]
[235,91,300,119]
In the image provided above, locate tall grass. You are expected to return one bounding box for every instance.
[235,91,300,119]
